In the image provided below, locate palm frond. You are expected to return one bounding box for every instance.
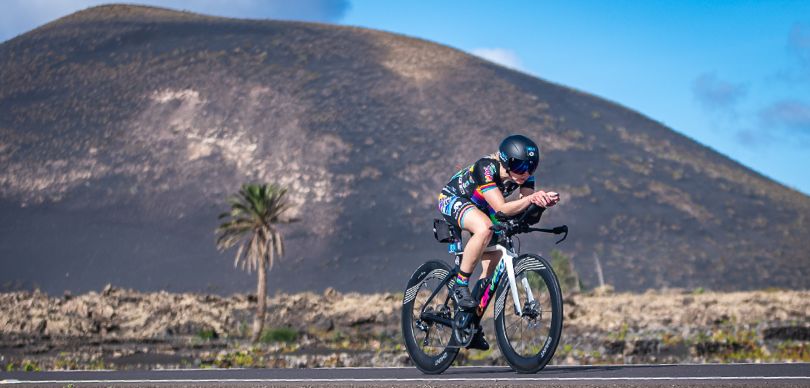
[216,220,254,234]
[273,229,284,257]
[216,182,294,274]
[234,241,246,268]
[216,233,248,251]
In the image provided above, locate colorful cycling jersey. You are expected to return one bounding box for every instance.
[440,157,535,222]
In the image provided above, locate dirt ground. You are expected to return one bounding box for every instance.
[1,286,808,370]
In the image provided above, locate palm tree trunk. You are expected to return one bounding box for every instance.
[251,257,267,343]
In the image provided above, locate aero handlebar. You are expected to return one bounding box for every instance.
[491,203,569,244]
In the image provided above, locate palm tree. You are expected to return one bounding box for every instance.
[216,183,294,342]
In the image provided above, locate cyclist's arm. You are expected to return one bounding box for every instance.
[482,189,533,216]
[520,186,559,208]
[519,176,558,207]
[472,158,532,216]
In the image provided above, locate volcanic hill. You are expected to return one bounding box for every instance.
[1,5,808,294]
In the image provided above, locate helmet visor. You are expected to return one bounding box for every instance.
[509,159,533,174]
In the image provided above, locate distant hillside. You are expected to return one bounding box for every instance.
[1,4,808,294]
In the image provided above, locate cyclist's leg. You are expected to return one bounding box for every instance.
[468,236,498,351]
[479,249,502,280]
[458,208,493,275]
[438,195,491,309]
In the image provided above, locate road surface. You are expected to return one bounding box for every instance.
[2,363,809,387]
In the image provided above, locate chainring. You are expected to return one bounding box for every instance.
[452,311,475,347]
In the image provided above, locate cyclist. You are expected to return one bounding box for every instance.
[437,134,559,350]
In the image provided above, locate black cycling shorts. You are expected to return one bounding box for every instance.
[437,193,498,249]
[437,193,477,230]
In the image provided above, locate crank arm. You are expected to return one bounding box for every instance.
[420,312,453,328]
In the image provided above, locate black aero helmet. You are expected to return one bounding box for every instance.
[498,134,540,175]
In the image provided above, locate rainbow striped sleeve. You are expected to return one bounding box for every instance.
[477,182,497,193]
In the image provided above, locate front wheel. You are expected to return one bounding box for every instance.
[401,260,458,374]
[494,254,563,373]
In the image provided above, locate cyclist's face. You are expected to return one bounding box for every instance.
[509,170,531,184]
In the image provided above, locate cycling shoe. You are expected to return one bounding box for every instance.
[466,328,490,351]
[453,285,477,311]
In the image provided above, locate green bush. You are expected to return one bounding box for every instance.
[331,330,346,342]
[88,358,106,370]
[197,328,218,340]
[22,359,40,372]
[54,353,79,370]
[260,327,298,343]
[550,249,580,294]
[211,350,257,368]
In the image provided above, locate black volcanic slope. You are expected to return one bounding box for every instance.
[1,5,808,294]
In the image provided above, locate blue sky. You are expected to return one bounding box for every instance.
[3,1,809,194]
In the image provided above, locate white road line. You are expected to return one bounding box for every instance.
[3,376,810,384]
[169,362,810,372]
[29,363,804,372]
[47,362,808,372]
[553,362,810,367]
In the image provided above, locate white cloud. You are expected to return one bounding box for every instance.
[470,47,524,71]
[1,0,351,42]
[692,72,747,112]
[759,99,810,134]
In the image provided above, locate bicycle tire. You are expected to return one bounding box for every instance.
[493,254,563,373]
[401,260,459,374]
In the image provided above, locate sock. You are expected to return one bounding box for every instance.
[455,270,472,287]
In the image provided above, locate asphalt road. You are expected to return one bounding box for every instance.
[2,363,809,387]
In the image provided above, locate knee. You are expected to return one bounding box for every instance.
[470,223,493,240]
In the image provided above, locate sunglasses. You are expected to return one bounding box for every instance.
[510,160,533,174]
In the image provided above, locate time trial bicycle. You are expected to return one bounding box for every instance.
[401,203,567,374]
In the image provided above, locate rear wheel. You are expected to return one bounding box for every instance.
[401,260,458,374]
[494,254,563,373]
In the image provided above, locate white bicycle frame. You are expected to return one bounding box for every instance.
[493,243,536,316]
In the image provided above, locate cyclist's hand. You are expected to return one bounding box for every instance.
[546,191,560,207]
[529,191,552,207]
